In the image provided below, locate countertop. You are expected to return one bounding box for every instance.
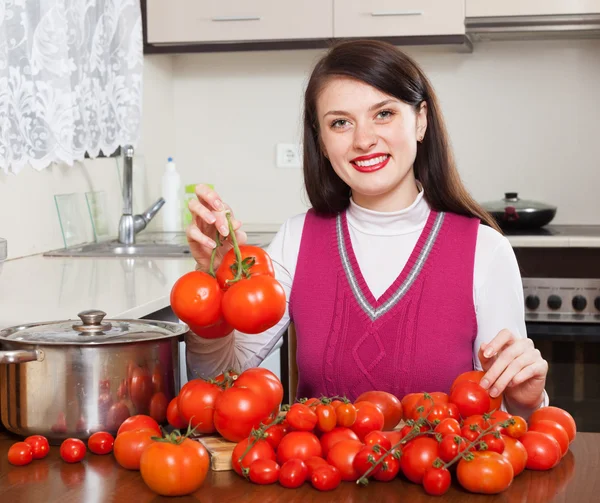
[0,430,598,502]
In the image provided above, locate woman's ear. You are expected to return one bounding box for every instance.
[417,101,428,142]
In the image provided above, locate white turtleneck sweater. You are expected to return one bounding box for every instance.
[186,191,548,415]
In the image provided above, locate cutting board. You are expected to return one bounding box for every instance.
[195,435,237,471]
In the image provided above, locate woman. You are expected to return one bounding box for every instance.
[185,40,548,418]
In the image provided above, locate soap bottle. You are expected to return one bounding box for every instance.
[161,157,182,232]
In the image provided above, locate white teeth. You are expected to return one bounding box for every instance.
[354,155,388,167]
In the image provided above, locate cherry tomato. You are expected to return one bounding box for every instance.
[506,416,527,439]
[450,381,490,418]
[451,370,503,412]
[278,458,308,488]
[461,424,481,443]
[480,434,505,454]
[320,427,360,458]
[88,432,115,455]
[363,430,392,451]
[311,465,342,491]
[8,442,33,466]
[439,434,468,463]
[355,390,403,431]
[231,438,276,477]
[60,438,86,463]
[423,467,452,496]
[501,434,527,476]
[221,275,286,334]
[529,419,569,457]
[486,410,512,435]
[117,415,161,437]
[528,406,577,443]
[353,445,385,477]
[304,456,330,477]
[434,418,461,436]
[113,428,156,470]
[351,401,385,441]
[216,245,275,290]
[335,402,357,428]
[24,435,49,460]
[265,423,289,451]
[140,438,209,496]
[248,458,280,485]
[277,432,322,465]
[519,431,562,470]
[315,404,336,433]
[326,439,364,481]
[166,397,187,430]
[400,437,440,484]
[177,378,222,434]
[170,271,224,328]
[457,451,514,494]
[373,452,401,482]
[287,403,318,431]
[400,393,422,420]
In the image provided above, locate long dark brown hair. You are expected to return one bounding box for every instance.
[302,39,500,232]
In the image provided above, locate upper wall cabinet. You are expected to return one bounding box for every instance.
[333,0,466,38]
[146,0,333,45]
[467,0,600,17]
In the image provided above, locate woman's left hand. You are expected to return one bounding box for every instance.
[478,329,548,409]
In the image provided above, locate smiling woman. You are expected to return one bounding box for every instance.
[184,39,549,420]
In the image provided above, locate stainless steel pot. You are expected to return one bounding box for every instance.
[481,192,557,230]
[0,310,188,444]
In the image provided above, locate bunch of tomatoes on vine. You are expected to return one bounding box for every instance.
[170,212,286,337]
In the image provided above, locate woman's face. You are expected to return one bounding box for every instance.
[316,77,427,211]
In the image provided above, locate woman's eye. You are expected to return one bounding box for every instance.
[377,110,394,120]
[331,119,348,128]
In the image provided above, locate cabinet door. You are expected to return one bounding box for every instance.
[334,0,465,38]
[467,0,600,17]
[147,0,333,44]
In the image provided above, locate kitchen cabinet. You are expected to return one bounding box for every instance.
[467,0,600,17]
[333,0,466,38]
[146,0,333,45]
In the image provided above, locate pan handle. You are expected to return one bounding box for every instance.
[0,349,45,364]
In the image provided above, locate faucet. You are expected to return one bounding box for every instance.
[118,145,165,245]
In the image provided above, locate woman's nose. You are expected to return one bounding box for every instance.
[353,122,377,151]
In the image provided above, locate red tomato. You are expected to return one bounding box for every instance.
[486,410,512,435]
[233,367,283,412]
[501,434,528,476]
[170,271,224,328]
[400,393,421,420]
[140,438,209,496]
[88,432,115,455]
[149,392,168,424]
[315,404,337,433]
[354,391,403,431]
[529,406,577,444]
[188,317,234,339]
[304,456,330,477]
[60,438,86,464]
[221,275,286,334]
[373,452,401,482]
[177,379,222,434]
[311,465,342,491]
[117,415,161,437]
[450,381,491,418]
[320,427,360,458]
[216,245,275,290]
[113,428,156,470]
[457,451,514,494]
[248,459,280,485]
[400,437,440,484]
[451,370,503,412]
[480,434,505,454]
[265,423,289,451]
[277,432,322,465]
[232,438,276,477]
[351,401,385,441]
[434,418,461,436]
[166,397,187,430]
[353,445,386,477]
[363,430,392,451]
[529,419,569,457]
[439,434,468,463]
[519,431,562,470]
[278,458,308,488]
[335,402,357,428]
[24,435,49,460]
[129,365,153,414]
[461,424,481,443]
[423,467,451,496]
[506,416,528,439]
[326,439,363,481]
[381,429,404,448]
[8,442,33,466]
[287,403,318,431]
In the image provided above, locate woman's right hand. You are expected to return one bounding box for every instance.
[186,184,247,273]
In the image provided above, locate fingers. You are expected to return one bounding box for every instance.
[507,359,548,388]
[186,223,217,250]
[479,328,514,363]
[483,344,540,397]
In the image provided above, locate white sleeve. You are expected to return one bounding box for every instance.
[473,226,549,417]
[185,213,306,380]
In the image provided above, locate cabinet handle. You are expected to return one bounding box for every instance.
[211,16,261,22]
[371,11,424,17]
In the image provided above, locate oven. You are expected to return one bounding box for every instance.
[514,246,600,432]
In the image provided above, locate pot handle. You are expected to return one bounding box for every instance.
[0,349,45,364]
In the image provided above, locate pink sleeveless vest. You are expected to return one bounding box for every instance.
[289,208,479,401]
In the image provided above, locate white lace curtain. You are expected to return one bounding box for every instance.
[0,0,143,174]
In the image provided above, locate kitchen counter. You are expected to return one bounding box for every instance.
[0,430,598,502]
[505,225,600,248]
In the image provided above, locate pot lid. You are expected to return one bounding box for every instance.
[0,310,189,345]
[482,192,557,213]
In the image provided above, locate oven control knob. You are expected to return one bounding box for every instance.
[547,295,562,310]
[595,297,600,311]
[572,295,587,311]
[525,295,540,310]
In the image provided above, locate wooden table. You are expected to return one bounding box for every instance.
[1,430,599,502]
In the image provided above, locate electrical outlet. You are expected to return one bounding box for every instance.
[276,143,302,168]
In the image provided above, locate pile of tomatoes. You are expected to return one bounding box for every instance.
[222,369,577,495]
[171,241,286,338]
